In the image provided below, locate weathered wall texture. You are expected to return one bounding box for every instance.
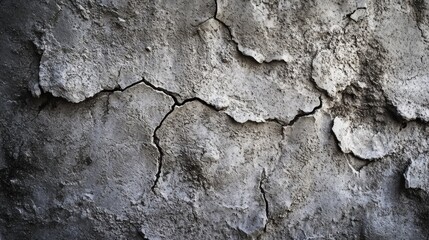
[1,0,429,239]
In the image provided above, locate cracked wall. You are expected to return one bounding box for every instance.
[1,0,429,239]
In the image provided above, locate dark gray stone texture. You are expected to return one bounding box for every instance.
[1,0,429,239]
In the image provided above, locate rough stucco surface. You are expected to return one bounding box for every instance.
[1,0,429,239]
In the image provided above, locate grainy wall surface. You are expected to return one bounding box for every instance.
[1,0,429,239]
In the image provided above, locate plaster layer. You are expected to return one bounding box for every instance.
[1,0,429,239]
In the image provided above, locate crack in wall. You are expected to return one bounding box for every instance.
[211,18,262,64]
[213,0,284,64]
[150,105,174,193]
[259,168,269,232]
[34,74,325,195]
[285,96,323,126]
[150,96,235,192]
[139,79,180,104]
[139,79,231,192]
[142,85,324,197]
[346,7,367,22]
[35,0,325,125]
[264,96,322,128]
[91,78,325,193]
[5,0,429,238]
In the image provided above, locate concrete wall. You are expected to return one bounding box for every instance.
[1,0,429,239]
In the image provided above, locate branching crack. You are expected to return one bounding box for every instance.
[139,80,228,193]
[212,18,261,64]
[150,97,227,192]
[259,168,269,232]
[140,78,180,104]
[143,83,322,193]
[45,71,323,193]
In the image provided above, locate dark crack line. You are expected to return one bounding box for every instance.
[150,105,175,193]
[146,87,322,193]
[259,168,269,232]
[41,78,157,104]
[39,73,325,192]
[123,79,182,193]
[346,7,367,21]
[140,78,180,104]
[264,97,323,128]
[241,96,322,133]
[150,97,225,193]
[142,81,228,193]
[36,0,325,126]
[212,0,284,64]
[49,4,63,27]
[213,17,261,64]
[213,0,239,48]
[100,78,153,94]
[74,77,181,105]
[285,96,323,126]
[213,0,324,126]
